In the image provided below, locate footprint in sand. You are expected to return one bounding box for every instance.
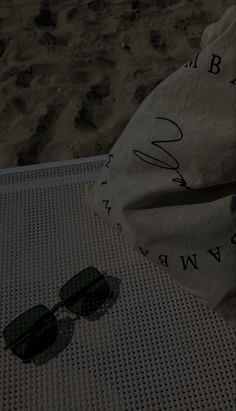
[17,106,58,166]
[75,101,97,130]
[16,66,33,88]
[33,3,57,28]
[150,30,166,48]
[86,79,111,103]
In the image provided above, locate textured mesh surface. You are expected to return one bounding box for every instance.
[0,155,235,411]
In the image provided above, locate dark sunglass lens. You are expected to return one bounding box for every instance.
[59,267,110,316]
[3,305,57,361]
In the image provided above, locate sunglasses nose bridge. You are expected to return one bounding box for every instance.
[50,301,78,318]
[50,301,64,314]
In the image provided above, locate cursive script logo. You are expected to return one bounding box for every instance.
[133,116,191,190]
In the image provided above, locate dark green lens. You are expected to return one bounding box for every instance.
[3,305,57,360]
[59,267,110,316]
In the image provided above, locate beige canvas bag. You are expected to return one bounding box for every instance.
[86,6,236,328]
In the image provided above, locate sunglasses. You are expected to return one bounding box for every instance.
[3,267,111,361]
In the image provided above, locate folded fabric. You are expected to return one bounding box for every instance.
[86,6,236,328]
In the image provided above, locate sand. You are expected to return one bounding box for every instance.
[0,0,234,169]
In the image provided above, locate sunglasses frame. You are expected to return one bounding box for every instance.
[3,267,111,359]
